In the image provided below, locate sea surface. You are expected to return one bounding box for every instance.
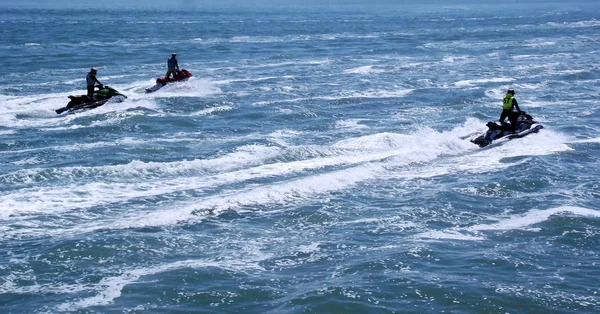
[1,0,599,313]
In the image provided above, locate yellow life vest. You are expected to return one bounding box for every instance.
[502,94,514,110]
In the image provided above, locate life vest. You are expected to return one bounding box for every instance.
[502,93,515,110]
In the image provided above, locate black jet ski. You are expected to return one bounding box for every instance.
[55,86,127,114]
[145,69,193,93]
[470,111,543,147]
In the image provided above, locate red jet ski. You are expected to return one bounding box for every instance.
[145,69,193,93]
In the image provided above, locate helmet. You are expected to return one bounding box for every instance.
[91,67,97,73]
[507,89,515,95]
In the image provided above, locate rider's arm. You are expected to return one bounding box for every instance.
[513,99,521,112]
[92,74,102,85]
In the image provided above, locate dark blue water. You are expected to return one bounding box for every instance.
[1,1,600,313]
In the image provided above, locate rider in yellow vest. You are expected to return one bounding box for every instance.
[499,89,521,130]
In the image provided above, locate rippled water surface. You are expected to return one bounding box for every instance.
[1,1,599,313]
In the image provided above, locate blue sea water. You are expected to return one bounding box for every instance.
[1,0,600,313]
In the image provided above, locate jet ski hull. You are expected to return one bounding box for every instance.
[55,86,127,114]
[146,69,193,93]
[471,111,543,147]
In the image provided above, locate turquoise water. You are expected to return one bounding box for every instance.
[1,1,600,313]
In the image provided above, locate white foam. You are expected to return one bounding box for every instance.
[56,258,265,311]
[418,230,486,241]
[266,129,303,146]
[190,105,233,116]
[417,206,600,241]
[569,137,600,144]
[441,56,469,64]
[554,69,589,76]
[381,120,570,183]
[214,76,279,85]
[58,126,510,232]
[297,242,321,254]
[469,206,600,232]
[344,65,384,75]
[546,19,600,29]
[0,89,128,129]
[180,163,384,217]
[335,119,369,130]
[10,157,44,166]
[2,130,434,238]
[13,151,383,223]
[0,76,222,130]
[2,143,282,182]
[0,277,89,296]
[514,82,548,91]
[455,77,514,87]
[522,39,556,48]
[0,119,572,240]
[252,88,413,106]
[0,130,15,135]
[140,78,222,98]
[0,146,287,219]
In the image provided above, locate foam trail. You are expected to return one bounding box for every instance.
[184,163,384,215]
[344,65,385,75]
[53,258,265,312]
[418,206,600,241]
[1,145,283,187]
[125,78,222,99]
[0,148,395,219]
[455,77,514,87]
[2,126,477,220]
[0,123,570,240]
[108,165,382,231]
[0,77,221,130]
[252,88,413,106]
[3,163,385,240]
[468,206,600,231]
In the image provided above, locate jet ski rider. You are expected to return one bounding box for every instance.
[86,67,104,99]
[165,53,180,79]
[499,89,521,131]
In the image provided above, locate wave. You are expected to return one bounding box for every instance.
[252,88,414,106]
[343,65,385,75]
[455,77,515,88]
[6,31,388,50]
[0,78,222,129]
[1,257,266,312]
[0,120,570,240]
[417,206,600,241]
[546,19,600,29]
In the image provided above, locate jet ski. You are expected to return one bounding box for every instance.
[470,111,543,147]
[145,69,193,93]
[55,86,127,114]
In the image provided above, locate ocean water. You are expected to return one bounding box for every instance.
[1,0,600,313]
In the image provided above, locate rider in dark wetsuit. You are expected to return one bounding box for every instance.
[499,89,521,131]
[86,68,103,99]
[165,53,179,79]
